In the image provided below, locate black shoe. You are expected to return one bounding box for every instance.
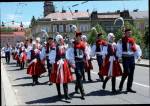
[75,90,80,94]
[58,94,62,98]
[32,82,36,86]
[88,79,93,82]
[65,95,71,100]
[81,95,85,100]
[119,88,122,92]
[102,83,106,90]
[112,90,117,94]
[35,81,40,85]
[127,89,136,93]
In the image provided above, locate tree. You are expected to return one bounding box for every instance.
[143,26,149,48]
[87,27,97,45]
[30,16,36,28]
[95,24,107,40]
[115,21,142,45]
[87,24,107,45]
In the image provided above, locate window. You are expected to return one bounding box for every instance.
[59,25,63,32]
[66,24,71,32]
[52,25,57,33]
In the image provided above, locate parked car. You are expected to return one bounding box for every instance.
[1,47,5,58]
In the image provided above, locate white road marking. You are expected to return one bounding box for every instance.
[91,71,150,88]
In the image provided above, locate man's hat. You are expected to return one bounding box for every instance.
[125,28,131,33]
[97,32,103,38]
[75,32,82,37]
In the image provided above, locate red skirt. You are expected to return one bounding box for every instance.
[20,53,27,63]
[84,60,93,71]
[15,54,20,63]
[27,60,46,76]
[100,56,122,77]
[50,59,74,84]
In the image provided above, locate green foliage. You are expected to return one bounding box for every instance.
[1,27,17,32]
[30,16,36,27]
[143,26,149,47]
[87,27,97,45]
[115,21,142,45]
[88,24,107,45]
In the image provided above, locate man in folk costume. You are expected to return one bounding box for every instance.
[35,37,42,50]
[27,41,46,86]
[91,33,107,82]
[40,41,47,65]
[50,34,73,100]
[100,33,122,93]
[46,37,56,85]
[116,28,142,93]
[4,43,11,64]
[81,35,93,82]
[66,32,87,100]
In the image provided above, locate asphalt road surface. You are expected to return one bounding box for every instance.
[1,57,150,105]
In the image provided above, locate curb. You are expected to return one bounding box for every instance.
[91,58,149,67]
[1,62,18,106]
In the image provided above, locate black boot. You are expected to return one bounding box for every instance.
[102,77,109,90]
[119,75,127,91]
[32,75,36,86]
[112,77,117,94]
[75,82,80,94]
[63,84,71,100]
[87,71,93,82]
[56,84,62,98]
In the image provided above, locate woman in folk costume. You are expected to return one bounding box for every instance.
[50,34,73,100]
[81,35,93,82]
[47,37,56,85]
[40,42,47,65]
[91,33,107,81]
[116,28,142,93]
[19,43,27,70]
[26,39,33,65]
[27,41,46,86]
[100,33,122,93]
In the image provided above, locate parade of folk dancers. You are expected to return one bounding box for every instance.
[3,25,142,100]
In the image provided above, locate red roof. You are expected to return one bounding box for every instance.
[44,12,90,21]
[13,31,25,36]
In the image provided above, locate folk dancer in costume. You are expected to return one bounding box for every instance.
[50,34,73,100]
[14,43,21,67]
[4,43,11,64]
[19,42,27,69]
[47,37,56,85]
[116,28,142,93]
[91,33,107,82]
[66,32,87,100]
[100,33,122,93]
[27,41,46,86]
[81,35,93,82]
[26,38,33,66]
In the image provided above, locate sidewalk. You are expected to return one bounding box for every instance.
[134,59,149,67]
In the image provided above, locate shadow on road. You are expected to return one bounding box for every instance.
[14,76,32,80]
[86,89,127,96]
[12,81,52,87]
[25,95,71,104]
[7,68,21,71]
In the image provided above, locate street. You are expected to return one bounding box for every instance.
[1,57,150,105]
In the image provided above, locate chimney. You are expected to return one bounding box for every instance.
[75,10,78,13]
[62,9,66,13]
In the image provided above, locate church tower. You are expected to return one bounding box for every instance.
[44,1,55,17]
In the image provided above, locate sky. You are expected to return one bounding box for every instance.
[0,0,148,28]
